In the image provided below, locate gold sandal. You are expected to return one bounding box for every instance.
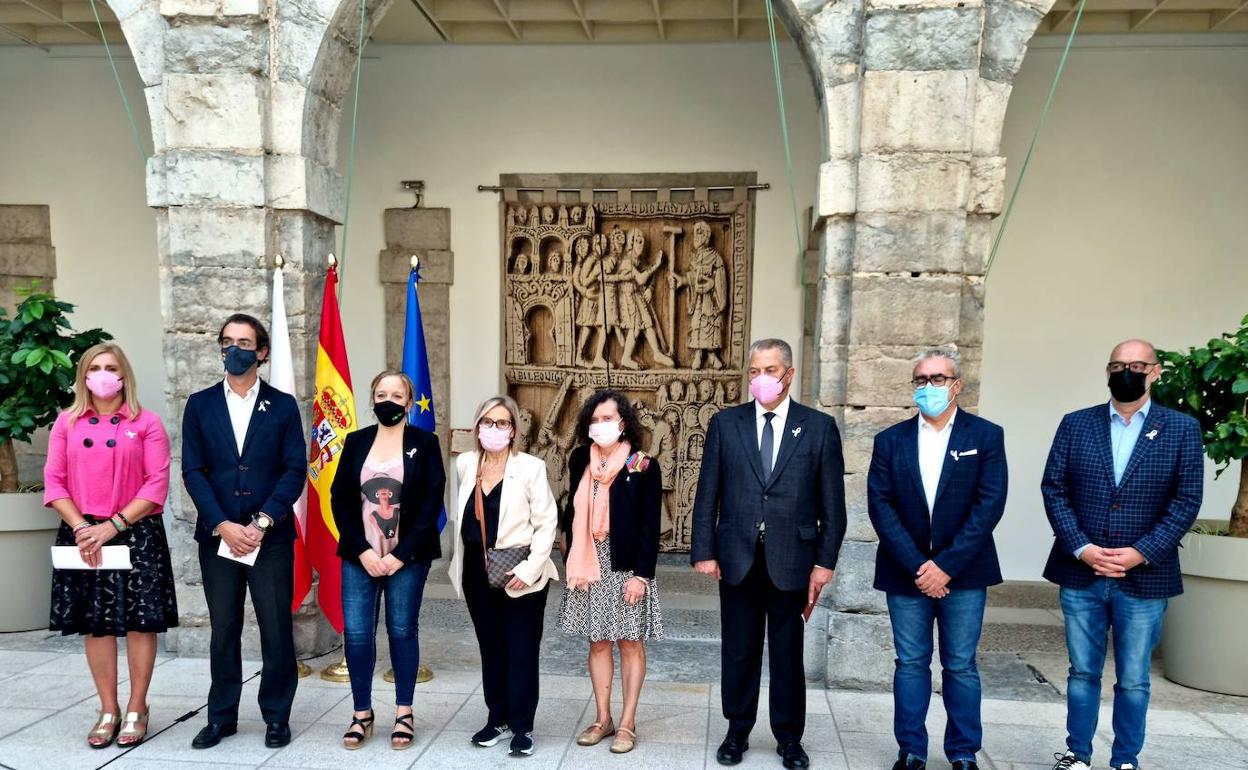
[117,711,149,747]
[87,711,120,749]
[610,726,637,754]
[576,719,616,746]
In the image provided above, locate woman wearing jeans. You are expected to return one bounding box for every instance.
[330,370,446,750]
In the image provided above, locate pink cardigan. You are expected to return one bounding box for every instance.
[43,407,171,517]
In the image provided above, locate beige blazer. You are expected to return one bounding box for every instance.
[449,450,560,599]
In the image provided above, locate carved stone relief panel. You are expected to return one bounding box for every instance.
[499,176,756,552]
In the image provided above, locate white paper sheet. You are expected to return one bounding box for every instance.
[51,545,132,570]
[217,539,260,566]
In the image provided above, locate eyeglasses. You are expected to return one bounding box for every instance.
[1106,361,1157,374]
[220,339,257,351]
[479,418,513,430]
[912,374,957,388]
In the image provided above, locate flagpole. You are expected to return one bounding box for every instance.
[382,254,435,686]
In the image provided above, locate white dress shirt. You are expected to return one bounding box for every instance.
[754,394,791,470]
[223,378,259,455]
[917,408,957,514]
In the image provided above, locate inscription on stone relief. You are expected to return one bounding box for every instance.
[502,197,753,551]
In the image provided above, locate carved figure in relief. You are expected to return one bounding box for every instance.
[512,252,531,275]
[547,249,563,274]
[586,205,596,230]
[528,206,539,226]
[571,236,609,368]
[635,403,676,545]
[541,205,555,225]
[608,227,674,370]
[557,205,569,227]
[571,205,584,224]
[515,406,534,451]
[669,220,727,369]
[506,207,515,228]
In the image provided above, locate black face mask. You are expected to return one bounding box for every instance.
[1108,369,1148,403]
[373,400,407,427]
[222,346,258,376]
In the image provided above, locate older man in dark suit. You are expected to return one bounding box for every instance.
[691,338,847,769]
[1043,339,1203,770]
[868,349,1008,770]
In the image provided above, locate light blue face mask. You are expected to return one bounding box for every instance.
[913,384,952,419]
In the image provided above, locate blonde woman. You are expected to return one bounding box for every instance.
[44,343,176,749]
[449,395,559,757]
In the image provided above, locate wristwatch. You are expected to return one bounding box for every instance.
[251,513,274,535]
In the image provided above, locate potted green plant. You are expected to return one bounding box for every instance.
[1152,313,1248,696]
[0,283,111,631]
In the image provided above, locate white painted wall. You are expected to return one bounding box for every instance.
[1,35,1244,577]
[985,35,1248,579]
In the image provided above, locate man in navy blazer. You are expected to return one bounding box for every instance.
[1043,339,1203,770]
[692,338,847,769]
[868,349,1007,770]
[181,314,307,751]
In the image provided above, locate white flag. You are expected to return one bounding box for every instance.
[270,265,308,538]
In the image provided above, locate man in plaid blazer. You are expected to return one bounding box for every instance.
[1042,339,1204,770]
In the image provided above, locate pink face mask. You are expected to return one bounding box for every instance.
[479,425,511,453]
[748,373,784,405]
[86,370,124,399]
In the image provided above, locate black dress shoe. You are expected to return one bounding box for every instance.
[716,732,750,765]
[265,722,292,748]
[191,722,237,749]
[891,756,926,770]
[777,742,810,769]
[951,762,979,770]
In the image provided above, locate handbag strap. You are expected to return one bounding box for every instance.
[474,467,490,568]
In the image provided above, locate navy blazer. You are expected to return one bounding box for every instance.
[559,444,663,579]
[182,379,307,545]
[330,424,445,565]
[1041,402,1204,599]
[690,400,847,592]
[867,411,1008,596]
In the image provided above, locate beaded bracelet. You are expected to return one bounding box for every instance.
[72,521,91,533]
[109,515,128,533]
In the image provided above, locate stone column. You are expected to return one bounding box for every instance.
[778,0,1052,688]
[104,0,373,655]
[0,205,57,481]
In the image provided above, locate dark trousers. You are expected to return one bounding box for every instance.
[198,539,298,725]
[719,540,807,744]
[342,558,431,711]
[462,544,548,734]
[886,588,988,763]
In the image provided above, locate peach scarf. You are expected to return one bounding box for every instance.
[565,441,630,591]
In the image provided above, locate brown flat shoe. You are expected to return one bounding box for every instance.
[576,720,616,746]
[87,711,120,749]
[117,710,149,747]
[610,726,637,754]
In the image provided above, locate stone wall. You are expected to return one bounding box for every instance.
[778,0,1052,687]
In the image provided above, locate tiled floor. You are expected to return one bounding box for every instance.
[0,649,1245,770]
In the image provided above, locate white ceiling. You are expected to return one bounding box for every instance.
[2,0,1246,48]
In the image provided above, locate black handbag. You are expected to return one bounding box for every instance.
[475,471,530,589]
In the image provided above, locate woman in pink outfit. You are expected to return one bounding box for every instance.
[43,343,177,749]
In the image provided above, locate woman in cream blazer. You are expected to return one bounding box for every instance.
[449,395,558,757]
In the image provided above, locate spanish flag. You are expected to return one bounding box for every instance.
[305,262,355,633]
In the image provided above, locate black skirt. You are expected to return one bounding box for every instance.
[49,517,179,637]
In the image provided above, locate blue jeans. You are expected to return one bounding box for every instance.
[886,588,987,764]
[1060,579,1167,768]
[342,559,431,711]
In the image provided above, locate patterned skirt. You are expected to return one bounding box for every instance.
[557,536,664,642]
[49,517,179,637]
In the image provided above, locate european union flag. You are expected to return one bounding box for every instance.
[402,261,447,531]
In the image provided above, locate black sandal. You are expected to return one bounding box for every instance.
[342,710,374,750]
[392,712,415,751]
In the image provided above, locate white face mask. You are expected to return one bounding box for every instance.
[588,420,623,448]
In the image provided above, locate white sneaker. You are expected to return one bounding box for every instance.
[1052,751,1091,770]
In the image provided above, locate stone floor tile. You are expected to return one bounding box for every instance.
[709,685,835,715]
[240,680,347,723]
[0,672,96,710]
[1094,704,1227,738]
[981,724,1110,765]
[562,737,707,769]
[0,650,81,680]
[1202,711,1248,743]
[707,713,842,753]
[613,701,709,745]
[0,707,59,741]
[107,758,259,770]
[981,699,1067,727]
[119,717,294,765]
[1135,733,1248,769]
[828,691,893,733]
[608,678,712,708]
[444,695,589,737]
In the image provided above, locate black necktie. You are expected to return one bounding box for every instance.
[760,412,776,479]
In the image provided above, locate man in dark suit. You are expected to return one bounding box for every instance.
[868,349,1007,770]
[1042,339,1203,770]
[182,313,307,750]
[691,338,847,769]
